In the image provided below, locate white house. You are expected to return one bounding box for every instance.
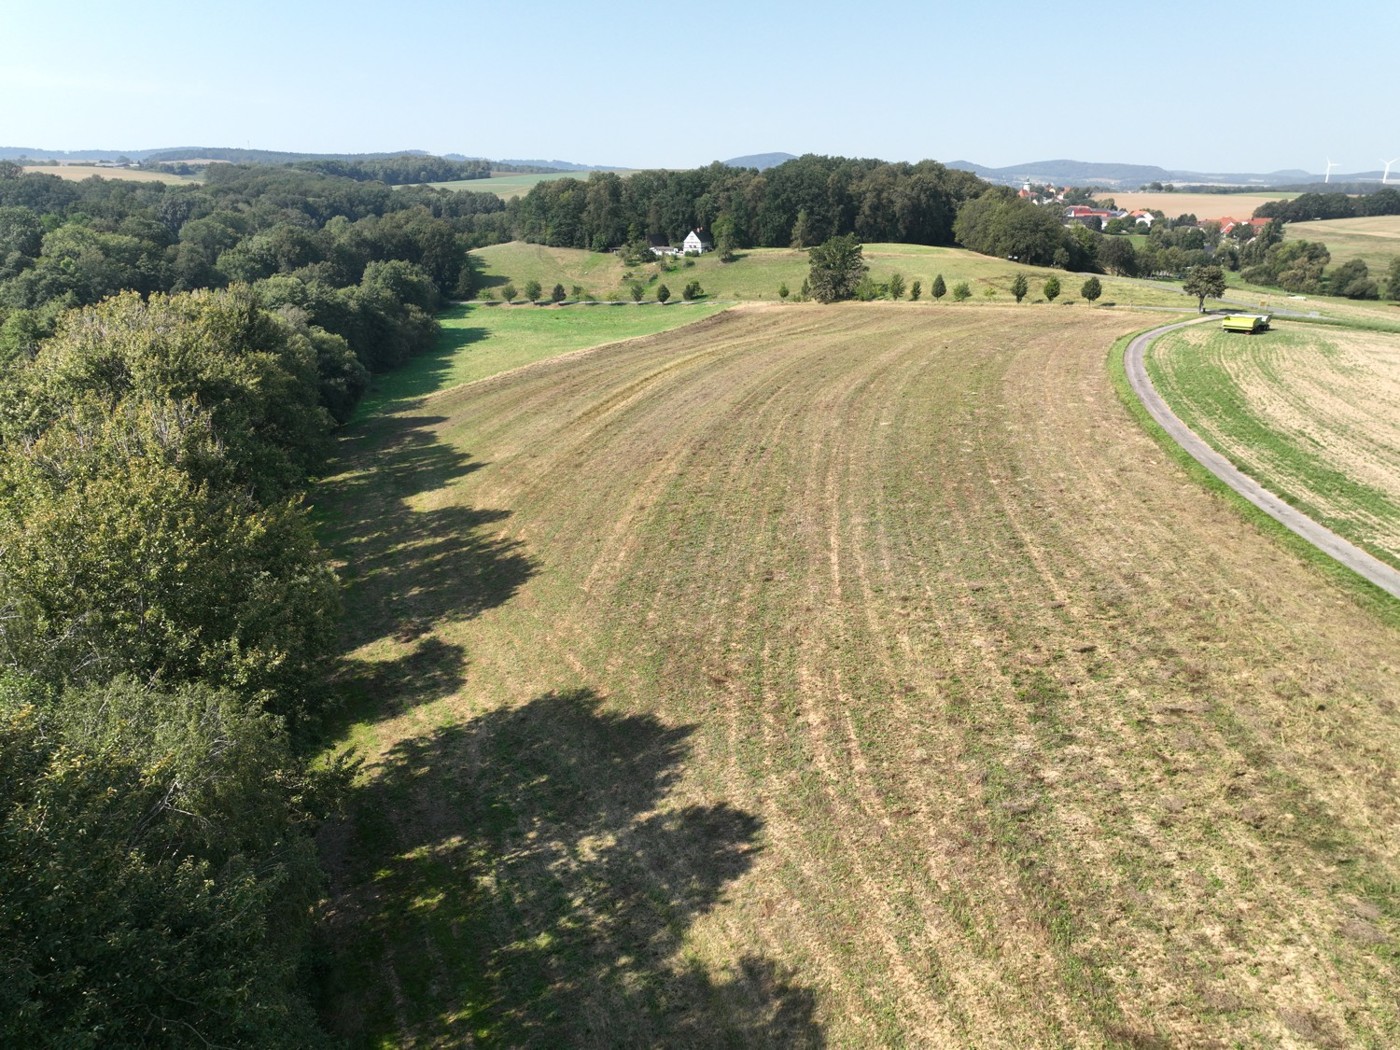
[682,228,713,254]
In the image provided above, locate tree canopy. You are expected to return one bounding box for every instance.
[807,234,867,303]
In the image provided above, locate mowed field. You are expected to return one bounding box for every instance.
[1286,215,1400,276]
[474,240,1204,308]
[316,304,1400,1047]
[1148,322,1400,569]
[1107,192,1296,221]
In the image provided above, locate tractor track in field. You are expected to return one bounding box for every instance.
[1124,319,1400,600]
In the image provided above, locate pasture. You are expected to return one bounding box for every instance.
[316,303,1400,1047]
[1147,322,1400,568]
[1106,191,1296,221]
[473,240,1206,308]
[1286,214,1400,276]
[20,163,200,184]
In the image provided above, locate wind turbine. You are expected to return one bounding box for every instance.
[1324,158,1339,183]
[1382,158,1398,185]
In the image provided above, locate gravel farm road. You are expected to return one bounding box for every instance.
[1124,318,1400,601]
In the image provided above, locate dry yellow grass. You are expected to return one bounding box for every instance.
[19,163,198,183]
[317,305,1400,1047]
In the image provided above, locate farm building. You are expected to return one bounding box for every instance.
[648,233,681,258]
[682,228,713,254]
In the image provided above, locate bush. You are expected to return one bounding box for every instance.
[951,281,972,302]
[778,282,790,299]
[909,279,921,301]
[551,283,566,303]
[501,283,517,303]
[523,279,542,302]
[931,274,946,299]
[657,283,671,304]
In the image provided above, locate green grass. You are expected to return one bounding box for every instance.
[1108,329,1400,624]
[1286,215,1400,277]
[1144,324,1400,573]
[473,240,1209,309]
[419,171,623,198]
[352,299,728,420]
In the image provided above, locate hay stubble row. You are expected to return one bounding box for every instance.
[319,305,1400,1047]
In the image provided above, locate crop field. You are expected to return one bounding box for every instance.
[316,304,1400,1047]
[474,240,1205,308]
[1286,215,1400,277]
[19,163,200,183]
[1148,322,1400,568]
[1106,192,1297,221]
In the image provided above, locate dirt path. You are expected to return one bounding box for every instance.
[1124,319,1400,600]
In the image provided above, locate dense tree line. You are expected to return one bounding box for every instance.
[0,160,504,1044]
[292,155,496,184]
[506,155,988,253]
[0,161,513,370]
[1253,188,1400,224]
[0,287,353,1045]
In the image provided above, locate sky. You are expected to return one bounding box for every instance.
[3,0,1396,176]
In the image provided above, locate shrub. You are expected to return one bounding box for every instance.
[951,281,972,302]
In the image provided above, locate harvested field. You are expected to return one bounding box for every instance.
[19,163,199,183]
[317,304,1400,1047]
[1107,191,1297,221]
[1149,323,1400,568]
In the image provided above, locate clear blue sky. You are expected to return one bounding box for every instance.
[4,0,1395,175]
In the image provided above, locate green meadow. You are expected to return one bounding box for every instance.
[1285,214,1400,276]
[352,299,728,420]
[473,241,1210,309]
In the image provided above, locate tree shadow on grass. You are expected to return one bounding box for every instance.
[354,320,488,418]
[319,688,823,1048]
[315,413,536,738]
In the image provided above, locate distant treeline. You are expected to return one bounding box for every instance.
[138,147,560,177]
[507,155,989,251]
[0,160,516,374]
[1253,188,1400,223]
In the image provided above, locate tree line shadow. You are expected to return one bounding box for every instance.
[316,412,535,738]
[354,321,488,419]
[321,687,823,1048]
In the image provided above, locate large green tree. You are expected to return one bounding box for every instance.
[0,401,339,717]
[1182,265,1226,312]
[807,234,867,303]
[0,678,341,1048]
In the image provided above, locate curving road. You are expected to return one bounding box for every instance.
[1123,318,1400,601]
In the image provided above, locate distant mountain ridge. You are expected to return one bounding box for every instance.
[946,158,1323,187]
[722,152,798,170]
[0,146,617,172]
